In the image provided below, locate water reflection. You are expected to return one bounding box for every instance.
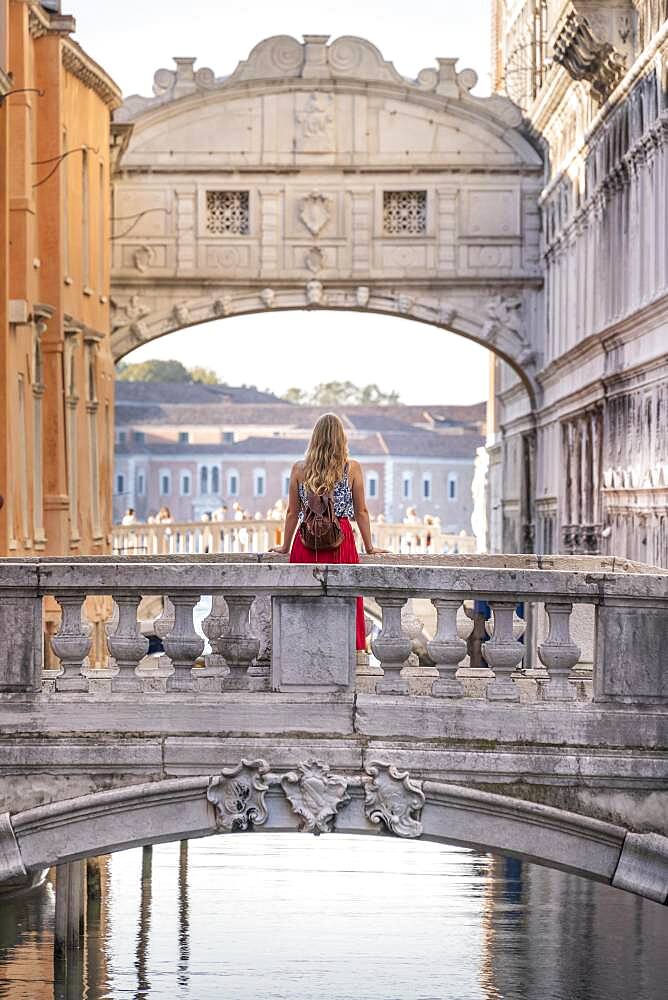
[0,835,666,1000]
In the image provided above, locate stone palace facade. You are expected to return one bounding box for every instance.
[491,0,668,565]
[112,381,484,530]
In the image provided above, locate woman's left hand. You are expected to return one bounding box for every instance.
[365,546,389,555]
[267,546,290,555]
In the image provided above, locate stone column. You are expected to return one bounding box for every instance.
[372,597,411,694]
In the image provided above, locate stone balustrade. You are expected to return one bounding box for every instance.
[0,554,665,706]
[111,520,476,557]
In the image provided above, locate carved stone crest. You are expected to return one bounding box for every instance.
[281,760,350,834]
[207,759,269,831]
[304,246,325,273]
[364,763,425,838]
[133,245,155,273]
[299,191,332,237]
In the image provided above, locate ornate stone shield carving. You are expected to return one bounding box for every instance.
[299,191,331,236]
[281,760,350,833]
[207,759,270,831]
[364,763,425,838]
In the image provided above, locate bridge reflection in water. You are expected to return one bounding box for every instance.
[0,837,666,1000]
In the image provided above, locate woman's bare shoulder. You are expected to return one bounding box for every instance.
[347,459,362,476]
[292,460,305,478]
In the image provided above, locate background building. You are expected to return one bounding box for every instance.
[0,0,122,556]
[490,0,667,565]
[113,381,484,530]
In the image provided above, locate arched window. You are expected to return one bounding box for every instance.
[227,469,239,497]
[422,472,432,500]
[447,472,458,501]
[254,468,266,498]
[211,466,220,494]
[200,466,209,494]
[366,471,379,499]
[402,471,412,500]
[115,474,125,495]
[282,469,291,497]
[159,470,171,496]
[180,472,191,496]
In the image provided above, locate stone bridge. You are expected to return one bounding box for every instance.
[0,554,666,904]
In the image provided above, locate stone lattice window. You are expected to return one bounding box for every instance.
[383,191,427,235]
[206,191,250,235]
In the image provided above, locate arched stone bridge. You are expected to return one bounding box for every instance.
[0,554,666,903]
[110,34,544,400]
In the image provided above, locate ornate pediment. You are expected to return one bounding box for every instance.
[114,34,523,134]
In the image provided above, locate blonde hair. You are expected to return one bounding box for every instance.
[303,413,349,494]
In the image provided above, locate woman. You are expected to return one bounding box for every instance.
[269,413,386,650]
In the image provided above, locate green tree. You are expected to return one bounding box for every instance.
[281,381,401,405]
[282,387,308,404]
[116,359,220,384]
[189,366,219,385]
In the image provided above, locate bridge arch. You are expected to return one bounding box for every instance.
[4,771,667,903]
[110,34,544,405]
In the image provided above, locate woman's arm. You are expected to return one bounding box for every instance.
[268,463,301,554]
[350,461,388,555]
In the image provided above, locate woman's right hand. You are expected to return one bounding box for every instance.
[365,546,389,555]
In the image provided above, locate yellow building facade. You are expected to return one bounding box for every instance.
[0,0,121,556]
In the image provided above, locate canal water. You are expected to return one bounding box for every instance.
[0,835,666,1000]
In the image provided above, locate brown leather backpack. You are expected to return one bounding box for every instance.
[299,488,344,552]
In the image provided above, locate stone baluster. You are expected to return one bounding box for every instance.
[108,594,150,692]
[483,602,523,701]
[219,595,260,690]
[52,595,92,692]
[428,599,466,697]
[248,594,272,692]
[199,595,229,691]
[372,597,411,694]
[537,602,580,701]
[163,595,205,691]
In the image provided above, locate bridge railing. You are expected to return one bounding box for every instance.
[111,520,477,557]
[0,555,665,705]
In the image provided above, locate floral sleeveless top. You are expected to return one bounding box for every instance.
[298,464,354,519]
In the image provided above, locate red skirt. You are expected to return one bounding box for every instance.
[290,517,366,651]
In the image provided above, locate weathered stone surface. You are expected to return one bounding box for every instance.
[595,604,668,703]
[0,596,42,693]
[612,832,668,904]
[0,813,26,881]
[272,596,355,692]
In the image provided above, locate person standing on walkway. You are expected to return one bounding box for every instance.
[268,413,386,650]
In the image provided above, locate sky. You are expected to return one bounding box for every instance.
[72,0,493,405]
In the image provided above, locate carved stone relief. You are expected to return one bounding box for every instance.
[299,191,332,236]
[260,288,275,308]
[364,763,425,838]
[304,247,325,273]
[295,93,335,153]
[281,760,350,833]
[133,245,155,273]
[213,295,233,317]
[204,760,426,840]
[207,759,270,831]
[305,280,325,306]
[356,286,370,307]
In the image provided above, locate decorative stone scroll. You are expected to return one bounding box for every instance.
[364,763,425,838]
[281,760,350,833]
[299,191,331,236]
[207,759,270,831]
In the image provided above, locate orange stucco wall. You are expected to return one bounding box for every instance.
[0,1,120,555]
